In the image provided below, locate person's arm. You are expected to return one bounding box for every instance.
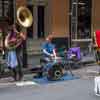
[5,34,10,48]
[13,32,26,48]
[0,33,4,54]
[53,49,57,58]
[93,32,97,47]
[42,42,52,56]
[20,32,26,40]
[0,36,3,48]
[43,49,52,56]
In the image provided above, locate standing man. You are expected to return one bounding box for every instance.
[15,25,26,81]
[5,25,26,81]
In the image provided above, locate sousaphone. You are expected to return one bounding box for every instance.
[17,6,33,28]
[5,6,33,49]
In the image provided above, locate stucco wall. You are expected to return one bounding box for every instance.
[46,0,69,37]
[16,0,26,7]
[92,0,100,34]
[16,0,69,38]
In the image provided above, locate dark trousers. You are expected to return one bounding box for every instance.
[95,50,100,64]
[13,48,23,81]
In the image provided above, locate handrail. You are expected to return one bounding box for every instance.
[72,38,92,42]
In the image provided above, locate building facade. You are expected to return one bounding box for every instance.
[15,0,98,41]
[16,0,69,38]
[0,0,100,41]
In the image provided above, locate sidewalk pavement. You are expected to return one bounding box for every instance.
[0,64,99,86]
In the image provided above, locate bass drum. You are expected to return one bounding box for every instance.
[47,63,63,81]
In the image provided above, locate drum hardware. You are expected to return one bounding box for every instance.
[47,64,63,81]
[39,53,74,80]
[54,70,62,80]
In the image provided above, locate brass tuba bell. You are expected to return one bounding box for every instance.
[17,6,33,28]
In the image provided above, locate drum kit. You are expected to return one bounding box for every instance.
[39,52,77,81]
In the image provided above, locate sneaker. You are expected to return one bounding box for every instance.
[34,72,43,78]
[95,93,100,96]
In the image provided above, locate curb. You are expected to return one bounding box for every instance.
[81,60,95,65]
[0,57,96,78]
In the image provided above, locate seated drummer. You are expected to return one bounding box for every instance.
[34,35,57,78]
[41,35,56,62]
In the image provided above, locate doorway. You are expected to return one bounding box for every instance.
[69,0,92,54]
[69,0,92,40]
[27,5,33,38]
[37,5,45,38]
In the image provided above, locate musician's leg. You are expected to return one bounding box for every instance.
[17,63,23,80]
[96,50,100,64]
[95,50,100,74]
[16,50,23,81]
[12,68,17,81]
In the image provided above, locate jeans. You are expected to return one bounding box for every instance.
[14,48,23,81]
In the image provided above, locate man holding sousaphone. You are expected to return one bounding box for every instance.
[5,24,26,81]
[4,6,33,81]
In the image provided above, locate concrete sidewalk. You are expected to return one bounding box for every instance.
[0,64,99,86]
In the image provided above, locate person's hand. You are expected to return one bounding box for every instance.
[50,54,55,60]
[51,54,58,60]
[64,50,67,54]
[50,54,54,58]
[93,44,98,50]
[51,54,54,56]
[20,32,26,40]
[0,47,3,51]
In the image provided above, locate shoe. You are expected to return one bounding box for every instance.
[95,93,100,96]
[18,76,23,81]
[97,61,100,65]
[34,72,43,78]
[13,74,19,81]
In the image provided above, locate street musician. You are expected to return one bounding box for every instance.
[94,30,100,96]
[5,25,26,81]
[93,30,100,65]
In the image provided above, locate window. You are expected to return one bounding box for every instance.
[78,0,91,39]
[0,0,14,25]
[70,0,92,39]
